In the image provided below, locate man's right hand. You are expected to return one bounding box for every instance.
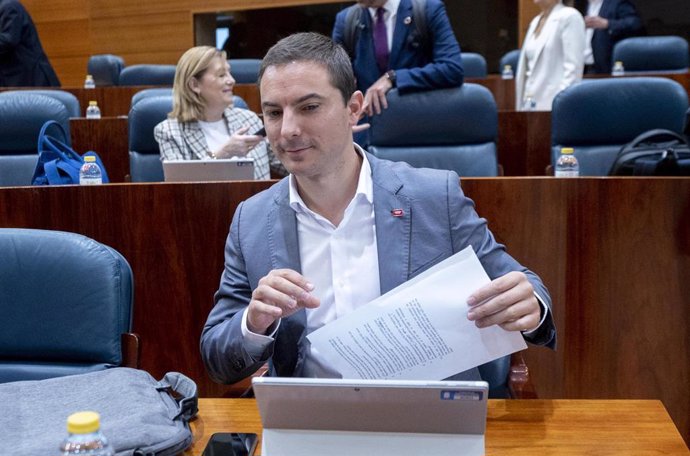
[246,269,320,334]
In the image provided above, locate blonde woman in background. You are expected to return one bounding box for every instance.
[515,0,585,111]
[154,46,275,180]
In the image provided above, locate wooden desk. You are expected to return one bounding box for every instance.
[184,399,689,455]
[1,178,688,445]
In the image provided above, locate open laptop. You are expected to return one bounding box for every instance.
[162,158,254,182]
[252,377,489,456]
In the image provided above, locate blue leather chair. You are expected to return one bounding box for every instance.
[551,77,689,175]
[612,36,689,73]
[128,95,170,182]
[130,87,248,110]
[368,84,499,177]
[119,64,176,86]
[461,52,488,78]
[499,49,520,74]
[229,58,262,84]
[0,92,70,186]
[3,89,81,118]
[0,229,137,383]
[87,54,125,86]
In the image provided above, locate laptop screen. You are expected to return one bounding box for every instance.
[253,377,488,434]
[162,158,254,182]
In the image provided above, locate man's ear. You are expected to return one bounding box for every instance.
[348,90,365,124]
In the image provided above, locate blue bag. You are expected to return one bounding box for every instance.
[32,120,110,185]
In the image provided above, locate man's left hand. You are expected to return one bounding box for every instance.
[584,15,609,30]
[363,74,393,116]
[466,271,540,333]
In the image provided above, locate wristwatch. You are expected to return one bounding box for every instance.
[385,69,397,87]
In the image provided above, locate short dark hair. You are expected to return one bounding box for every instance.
[259,32,356,105]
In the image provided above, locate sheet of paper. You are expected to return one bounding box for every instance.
[306,246,527,380]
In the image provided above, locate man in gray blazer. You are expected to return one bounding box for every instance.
[201,32,556,386]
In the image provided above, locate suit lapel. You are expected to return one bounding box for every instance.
[266,180,308,374]
[267,182,301,273]
[389,0,413,66]
[530,4,563,69]
[181,122,210,160]
[369,154,411,294]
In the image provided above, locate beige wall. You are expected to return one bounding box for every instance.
[26,0,539,86]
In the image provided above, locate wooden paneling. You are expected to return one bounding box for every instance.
[71,118,129,182]
[90,12,192,59]
[0,178,688,444]
[22,0,89,22]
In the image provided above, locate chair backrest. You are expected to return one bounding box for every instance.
[87,54,126,86]
[0,229,134,383]
[0,92,70,186]
[499,49,520,73]
[130,87,248,111]
[368,84,498,177]
[3,89,81,118]
[128,95,171,182]
[119,64,176,86]
[229,58,262,84]
[551,77,689,175]
[612,36,689,73]
[461,52,488,78]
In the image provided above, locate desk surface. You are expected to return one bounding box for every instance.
[185,398,689,455]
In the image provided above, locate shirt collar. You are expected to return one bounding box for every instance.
[289,144,373,214]
[368,0,400,19]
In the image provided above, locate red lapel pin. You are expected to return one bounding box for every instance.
[391,209,404,217]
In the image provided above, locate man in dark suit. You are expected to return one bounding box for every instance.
[332,0,463,118]
[0,0,60,86]
[575,0,644,74]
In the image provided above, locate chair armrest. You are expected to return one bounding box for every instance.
[121,332,141,369]
[508,351,538,399]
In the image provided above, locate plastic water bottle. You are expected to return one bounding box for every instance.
[555,147,579,177]
[84,74,96,89]
[522,94,536,111]
[501,64,514,80]
[79,156,103,185]
[60,411,115,456]
[86,101,101,119]
[612,61,625,77]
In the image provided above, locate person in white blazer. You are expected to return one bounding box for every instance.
[515,0,586,111]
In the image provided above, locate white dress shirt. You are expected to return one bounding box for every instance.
[584,0,604,65]
[368,0,401,52]
[241,147,381,377]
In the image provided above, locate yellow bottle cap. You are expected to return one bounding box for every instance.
[561,147,574,154]
[67,411,101,434]
[89,100,98,106]
[84,155,96,162]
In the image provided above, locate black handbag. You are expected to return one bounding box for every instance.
[609,129,690,176]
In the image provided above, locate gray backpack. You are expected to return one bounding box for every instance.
[1,368,198,456]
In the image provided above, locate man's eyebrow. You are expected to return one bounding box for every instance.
[262,93,325,109]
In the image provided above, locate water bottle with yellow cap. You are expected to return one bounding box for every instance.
[60,411,114,456]
[555,147,579,177]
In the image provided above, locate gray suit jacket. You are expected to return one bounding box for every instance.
[201,153,555,385]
